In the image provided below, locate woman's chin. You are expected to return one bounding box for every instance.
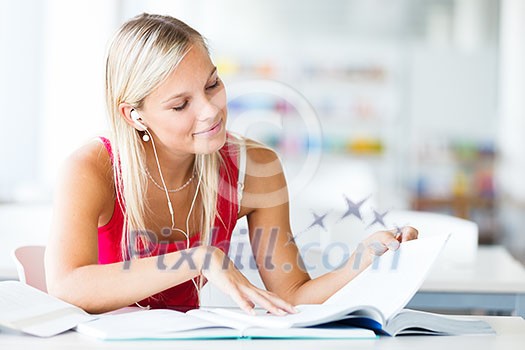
[193,130,227,154]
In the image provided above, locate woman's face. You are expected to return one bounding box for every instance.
[139,44,227,156]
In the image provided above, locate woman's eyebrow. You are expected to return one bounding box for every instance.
[161,66,218,104]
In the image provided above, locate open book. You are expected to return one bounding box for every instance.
[0,234,494,339]
[179,234,492,337]
[0,282,374,340]
[75,306,376,340]
[322,233,495,336]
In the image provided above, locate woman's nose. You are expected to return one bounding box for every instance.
[196,96,220,122]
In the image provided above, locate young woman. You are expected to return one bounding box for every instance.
[45,13,417,315]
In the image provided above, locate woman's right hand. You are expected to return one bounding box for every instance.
[198,246,297,316]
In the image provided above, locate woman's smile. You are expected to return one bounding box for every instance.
[192,119,223,138]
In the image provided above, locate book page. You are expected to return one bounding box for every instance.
[323,234,450,322]
[0,281,95,337]
[195,304,364,329]
[75,309,234,340]
[385,309,495,336]
[187,308,250,331]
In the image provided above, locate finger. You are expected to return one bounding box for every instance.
[238,299,257,315]
[243,287,289,316]
[259,290,297,314]
[400,226,418,242]
[229,287,257,315]
[367,241,399,255]
[367,241,388,255]
[380,230,400,251]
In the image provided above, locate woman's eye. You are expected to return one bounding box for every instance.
[206,78,220,90]
[173,100,188,111]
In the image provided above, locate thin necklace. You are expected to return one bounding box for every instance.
[145,168,195,193]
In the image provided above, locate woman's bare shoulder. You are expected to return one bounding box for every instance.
[52,139,116,227]
[58,139,114,199]
[239,138,288,212]
[243,138,282,180]
[242,137,279,163]
[67,138,112,171]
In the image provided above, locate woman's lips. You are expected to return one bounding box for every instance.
[193,119,223,138]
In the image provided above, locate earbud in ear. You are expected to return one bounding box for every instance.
[130,109,150,142]
[130,109,148,131]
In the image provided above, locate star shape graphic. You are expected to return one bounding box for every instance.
[290,210,330,241]
[366,209,389,229]
[339,195,370,222]
[308,211,329,231]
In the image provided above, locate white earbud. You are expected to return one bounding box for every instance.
[130,109,148,131]
[130,109,150,142]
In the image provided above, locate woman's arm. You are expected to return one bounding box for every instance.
[45,141,205,313]
[45,141,295,315]
[242,146,417,305]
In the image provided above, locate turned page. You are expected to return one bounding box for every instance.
[323,234,450,322]
[191,304,364,329]
[0,281,95,337]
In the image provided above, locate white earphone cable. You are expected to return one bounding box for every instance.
[146,129,202,298]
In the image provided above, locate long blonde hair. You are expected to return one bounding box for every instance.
[105,13,230,279]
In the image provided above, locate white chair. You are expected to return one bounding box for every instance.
[375,210,479,267]
[12,245,47,292]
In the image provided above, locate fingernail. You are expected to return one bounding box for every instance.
[292,306,299,313]
[250,308,256,316]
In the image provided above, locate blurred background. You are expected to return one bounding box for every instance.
[0,0,524,271]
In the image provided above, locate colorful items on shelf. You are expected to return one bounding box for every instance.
[451,140,496,162]
[347,137,384,155]
[413,139,496,199]
[217,57,387,83]
[416,169,495,199]
[219,56,393,157]
[452,171,469,197]
[261,134,384,156]
[227,96,295,114]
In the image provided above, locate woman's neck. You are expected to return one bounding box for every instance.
[143,142,196,189]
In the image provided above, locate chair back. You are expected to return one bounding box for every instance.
[12,245,47,292]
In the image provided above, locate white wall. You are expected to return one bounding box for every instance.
[497,0,525,201]
[497,0,525,261]
[0,0,45,202]
[0,0,121,277]
[0,0,120,202]
[408,48,498,141]
[40,0,119,193]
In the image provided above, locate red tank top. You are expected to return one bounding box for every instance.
[97,136,240,310]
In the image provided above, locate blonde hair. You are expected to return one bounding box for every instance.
[105,14,233,299]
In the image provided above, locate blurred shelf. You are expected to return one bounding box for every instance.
[411,195,498,244]
[411,195,494,219]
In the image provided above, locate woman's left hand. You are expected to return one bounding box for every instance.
[393,225,419,243]
[359,226,419,259]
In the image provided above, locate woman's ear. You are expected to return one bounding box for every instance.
[118,103,146,131]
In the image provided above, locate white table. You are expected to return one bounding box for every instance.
[0,268,16,281]
[0,316,524,349]
[409,245,525,317]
